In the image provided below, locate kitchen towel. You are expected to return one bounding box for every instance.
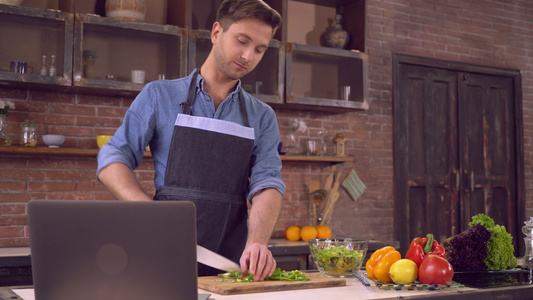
[341,168,366,201]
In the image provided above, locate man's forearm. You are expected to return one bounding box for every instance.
[246,188,282,246]
[98,162,152,201]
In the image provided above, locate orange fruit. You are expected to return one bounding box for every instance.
[284,226,301,241]
[300,226,318,242]
[316,225,332,239]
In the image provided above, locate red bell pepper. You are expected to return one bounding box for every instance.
[405,233,445,267]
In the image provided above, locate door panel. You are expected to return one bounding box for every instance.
[395,63,459,251]
[409,187,426,237]
[459,73,516,234]
[394,56,523,255]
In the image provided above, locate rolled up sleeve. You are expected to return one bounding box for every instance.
[247,104,286,201]
[96,84,157,180]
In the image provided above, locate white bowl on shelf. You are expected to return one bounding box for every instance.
[42,134,65,148]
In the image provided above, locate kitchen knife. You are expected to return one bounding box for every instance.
[196,244,241,272]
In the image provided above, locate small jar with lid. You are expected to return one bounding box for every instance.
[83,50,97,79]
[20,119,38,147]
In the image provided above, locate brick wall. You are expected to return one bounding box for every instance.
[1,0,533,249]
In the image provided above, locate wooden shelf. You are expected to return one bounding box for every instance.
[0,146,151,158]
[0,146,352,163]
[280,154,353,163]
[0,146,96,157]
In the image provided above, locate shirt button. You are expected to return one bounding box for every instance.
[207,97,211,102]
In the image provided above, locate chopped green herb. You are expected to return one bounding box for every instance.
[217,268,310,282]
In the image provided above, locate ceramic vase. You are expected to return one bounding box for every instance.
[325,14,350,49]
[105,0,146,22]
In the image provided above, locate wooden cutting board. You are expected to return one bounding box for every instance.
[198,273,346,295]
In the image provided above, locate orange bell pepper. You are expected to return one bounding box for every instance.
[373,250,401,282]
[365,246,401,282]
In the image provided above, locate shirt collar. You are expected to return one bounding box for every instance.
[194,68,243,97]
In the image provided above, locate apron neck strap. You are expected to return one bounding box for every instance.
[180,69,250,127]
[238,89,250,127]
[180,69,199,115]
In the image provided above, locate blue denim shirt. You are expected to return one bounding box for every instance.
[97,69,286,200]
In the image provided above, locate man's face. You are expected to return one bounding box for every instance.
[211,18,273,80]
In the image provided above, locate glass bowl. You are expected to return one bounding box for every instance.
[309,238,368,278]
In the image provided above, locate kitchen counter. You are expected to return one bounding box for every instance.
[195,277,533,300]
[3,246,531,299]
[200,284,531,300]
[0,248,32,287]
[3,278,533,300]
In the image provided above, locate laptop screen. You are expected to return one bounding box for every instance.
[28,200,198,300]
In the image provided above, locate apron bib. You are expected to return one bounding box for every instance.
[154,70,254,276]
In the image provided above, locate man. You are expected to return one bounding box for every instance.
[97,0,285,281]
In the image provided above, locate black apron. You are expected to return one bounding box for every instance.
[154,70,254,276]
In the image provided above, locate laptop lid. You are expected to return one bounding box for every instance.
[28,200,198,300]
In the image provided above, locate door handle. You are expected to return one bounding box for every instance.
[453,169,459,192]
[470,171,475,192]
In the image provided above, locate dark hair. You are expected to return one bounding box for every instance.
[216,0,282,37]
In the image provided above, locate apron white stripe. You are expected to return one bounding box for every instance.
[175,114,254,140]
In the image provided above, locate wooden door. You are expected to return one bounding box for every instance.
[394,63,460,248]
[393,55,524,255]
[458,73,518,234]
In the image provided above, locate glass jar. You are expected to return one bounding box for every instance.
[20,119,37,147]
[0,115,11,146]
[83,50,97,79]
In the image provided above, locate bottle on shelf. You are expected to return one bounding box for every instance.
[40,55,47,76]
[49,55,56,77]
[83,50,97,79]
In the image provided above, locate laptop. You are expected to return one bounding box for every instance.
[28,200,206,300]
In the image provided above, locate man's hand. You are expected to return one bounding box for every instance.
[239,188,282,281]
[239,242,276,281]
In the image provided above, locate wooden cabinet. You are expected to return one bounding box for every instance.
[72,13,188,94]
[282,0,368,110]
[188,29,285,105]
[0,4,73,88]
[184,0,368,110]
[0,0,367,110]
[286,43,368,110]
